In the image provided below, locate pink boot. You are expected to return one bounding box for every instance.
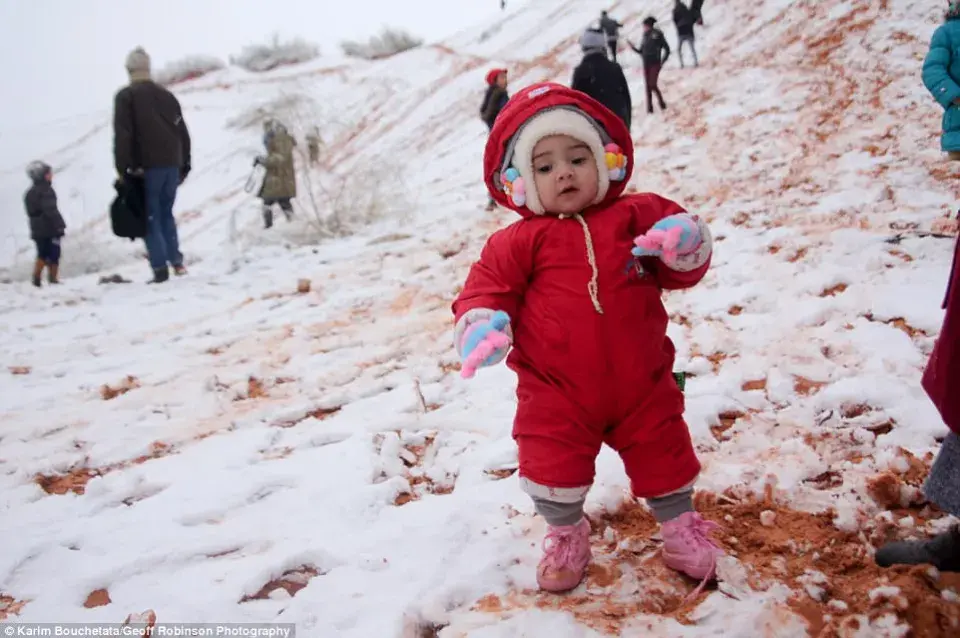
[661,512,723,591]
[537,518,592,592]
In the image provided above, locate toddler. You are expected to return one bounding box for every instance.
[24,160,66,288]
[453,83,721,593]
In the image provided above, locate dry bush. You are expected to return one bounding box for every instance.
[230,35,319,73]
[341,27,423,60]
[155,55,225,86]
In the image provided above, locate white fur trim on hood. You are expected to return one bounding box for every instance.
[509,107,609,215]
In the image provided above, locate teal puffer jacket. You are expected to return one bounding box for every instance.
[922,18,960,152]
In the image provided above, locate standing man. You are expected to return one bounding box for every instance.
[673,0,700,68]
[629,18,671,114]
[113,46,192,284]
[599,10,624,62]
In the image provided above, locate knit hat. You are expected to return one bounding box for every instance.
[643,16,657,27]
[579,29,607,54]
[125,47,151,80]
[504,106,620,215]
[26,160,51,183]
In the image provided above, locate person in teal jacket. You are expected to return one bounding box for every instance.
[923,1,960,159]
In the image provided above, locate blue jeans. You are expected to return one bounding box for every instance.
[143,167,182,270]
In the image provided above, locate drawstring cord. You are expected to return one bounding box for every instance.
[561,213,604,315]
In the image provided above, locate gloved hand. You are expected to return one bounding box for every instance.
[631,213,703,268]
[179,162,191,184]
[457,310,512,379]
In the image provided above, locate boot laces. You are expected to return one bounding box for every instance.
[673,515,722,602]
[541,523,586,570]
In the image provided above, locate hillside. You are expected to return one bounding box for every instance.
[2,0,960,635]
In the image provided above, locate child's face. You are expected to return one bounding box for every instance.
[45,171,52,183]
[531,135,599,215]
[496,73,508,88]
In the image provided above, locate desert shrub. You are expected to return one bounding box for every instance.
[230,35,319,73]
[154,55,226,86]
[340,27,423,60]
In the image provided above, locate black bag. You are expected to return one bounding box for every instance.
[110,175,147,240]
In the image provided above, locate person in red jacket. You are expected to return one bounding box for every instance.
[876,235,960,571]
[452,82,722,593]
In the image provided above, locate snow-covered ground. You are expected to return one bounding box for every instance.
[3,0,960,635]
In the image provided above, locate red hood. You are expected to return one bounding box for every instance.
[483,82,634,219]
[485,68,507,85]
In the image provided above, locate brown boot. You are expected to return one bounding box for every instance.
[47,263,60,284]
[32,259,44,288]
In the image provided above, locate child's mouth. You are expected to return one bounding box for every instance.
[560,186,579,196]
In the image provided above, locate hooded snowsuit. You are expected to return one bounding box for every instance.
[452,85,710,498]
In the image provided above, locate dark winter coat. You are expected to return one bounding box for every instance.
[923,235,960,435]
[922,16,960,152]
[673,2,696,38]
[113,80,192,175]
[691,0,704,24]
[634,28,671,67]
[480,85,509,128]
[571,52,632,129]
[24,181,66,241]
[259,128,297,200]
[456,84,710,494]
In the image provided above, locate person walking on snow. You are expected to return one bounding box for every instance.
[673,0,699,68]
[572,29,633,131]
[255,120,298,229]
[306,126,322,166]
[452,82,721,593]
[113,46,192,284]
[875,232,960,572]
[599,10,624,62]
[629,17,671,114]
[23,161,66,288]
[922,1,960,161]
[480,68,510,210]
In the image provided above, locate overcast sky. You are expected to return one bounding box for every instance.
[0,0,519,126]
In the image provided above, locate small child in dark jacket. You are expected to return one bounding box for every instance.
[24,161,66,287]
[480,68,510,210]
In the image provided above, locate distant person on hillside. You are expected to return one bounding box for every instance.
[599,10,624,62]
[454,82,719,595]
[480,68,510,210]
[629,17,671,114]
[875,231,960,573]
[572,29,632,130]
[306,127,322,166]
[113,47,192,284]
[922,1,960,161]
[23,161,66,288]
[673,0,699,68]
[255,120,298,229]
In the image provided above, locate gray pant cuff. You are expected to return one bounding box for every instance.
[646,486,694,523]
[532,496,585,527]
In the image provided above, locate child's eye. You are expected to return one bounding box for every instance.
[536,164,552,174]
[572,157,588,166]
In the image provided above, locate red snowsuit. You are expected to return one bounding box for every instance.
[923,234,960,434]
[453,85,710,498]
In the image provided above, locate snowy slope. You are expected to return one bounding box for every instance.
[2,0,960,635]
